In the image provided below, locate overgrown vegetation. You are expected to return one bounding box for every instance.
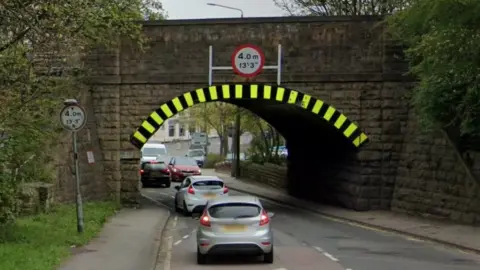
[273,0,411,16]
[0,201,118,270]
[388,0,480,150]
[0,1,165,223]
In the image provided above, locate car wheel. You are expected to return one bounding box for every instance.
[197,247,208,265]
[174,197,181,213]
[165,182,171,188]
[263,247,274,263]
[183,201,191,216]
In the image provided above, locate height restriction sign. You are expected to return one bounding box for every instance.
[231,44,265,78]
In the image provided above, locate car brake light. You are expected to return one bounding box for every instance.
[223,186,229,193]
[259,209,270,226]
[187,186,195,195]
[161,169,170,174]
[140,169,144,174]
[199,212,211,227]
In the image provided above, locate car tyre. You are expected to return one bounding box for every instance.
[197,248,208,265]
[183,201,191,216]
[263,247,274,263]
[174,197,181,213]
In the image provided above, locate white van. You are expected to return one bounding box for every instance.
[141,143,168,163]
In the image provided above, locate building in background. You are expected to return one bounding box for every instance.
[150,114,218,142]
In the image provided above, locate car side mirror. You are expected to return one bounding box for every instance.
[174,186,180,191]
[267,212,275,218]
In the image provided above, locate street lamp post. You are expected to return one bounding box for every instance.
[206,3,244,17]
[207,3,244,178]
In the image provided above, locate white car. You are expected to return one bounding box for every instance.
[174,176,229,215]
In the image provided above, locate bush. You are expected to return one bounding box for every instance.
[203,153,225,168]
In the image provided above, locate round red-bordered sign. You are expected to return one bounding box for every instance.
[231,44,265,78]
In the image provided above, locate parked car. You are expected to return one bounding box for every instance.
[186,149,206,167]
[195,195,275,265]
[168,156,202,182]
[173,175,228,215]
[140,160,171,188]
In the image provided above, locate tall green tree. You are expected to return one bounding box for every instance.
[388,0,480,144]
[0,0,165,223]
[273,0,411,15]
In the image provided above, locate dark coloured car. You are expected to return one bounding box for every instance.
[140,161,171,188]
[168,156,202,182]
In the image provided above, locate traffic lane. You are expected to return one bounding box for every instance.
[258,201,480,270]
[142,186,480,270]
[170,220,347,270]
[143,188,347,269]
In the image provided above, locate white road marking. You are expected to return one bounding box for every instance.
[173,240,182,246]
[171,195,174,198]
[323,252,339,262]
[182,234,189,239]
[274,268,288,270]
[346,268,353,270]
[313,246,324,252]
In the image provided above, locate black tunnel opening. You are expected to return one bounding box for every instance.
[229,98,358,207]
[130,84,368,208]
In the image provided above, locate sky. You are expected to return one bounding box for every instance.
[162,0,286,19]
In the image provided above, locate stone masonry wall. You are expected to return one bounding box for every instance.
[85,16,477,223]
[240,162,288,189]
[392,111,480,225]
[86,16,412,206]
[53,84,108,203]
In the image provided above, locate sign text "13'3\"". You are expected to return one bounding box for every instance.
[60,105,87,132]
[231,44,265,78]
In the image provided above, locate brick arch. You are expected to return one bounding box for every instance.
[130,84,369,149]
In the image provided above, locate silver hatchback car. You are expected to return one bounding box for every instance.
[196,195,275,265]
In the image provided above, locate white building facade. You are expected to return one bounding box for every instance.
[150,114,219,142]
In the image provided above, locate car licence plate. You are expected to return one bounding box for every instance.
[222,224,246,232]
[203,193,216,199]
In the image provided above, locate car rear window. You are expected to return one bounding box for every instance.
[144,162,167,170]
[193,180,224,190]
[208,203,261,219]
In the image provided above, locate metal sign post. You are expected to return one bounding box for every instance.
[60,99,87,233]
[208,44,283,177]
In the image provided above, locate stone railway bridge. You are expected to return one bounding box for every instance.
[76,16,480,224]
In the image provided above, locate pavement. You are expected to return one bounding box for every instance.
[209,169,480,255]
[57,169,480,270]
[58,197,170,270]
[142,171,480,270]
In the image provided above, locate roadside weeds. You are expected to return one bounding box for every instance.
[0,201,119,270]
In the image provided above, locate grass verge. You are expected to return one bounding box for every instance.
[0,201,119,270]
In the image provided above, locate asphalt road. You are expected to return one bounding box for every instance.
[142,182,480,270]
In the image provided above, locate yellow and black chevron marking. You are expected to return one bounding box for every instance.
[130,84,369,149]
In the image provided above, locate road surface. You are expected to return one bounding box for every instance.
[142,184,480,270]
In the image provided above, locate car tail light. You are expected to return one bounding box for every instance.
[223,186,229,193]
[140,169,144,174]
[259,209,270,226]
[161,169,170,174]
[187,186,195,195]
[199,211,211,227]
